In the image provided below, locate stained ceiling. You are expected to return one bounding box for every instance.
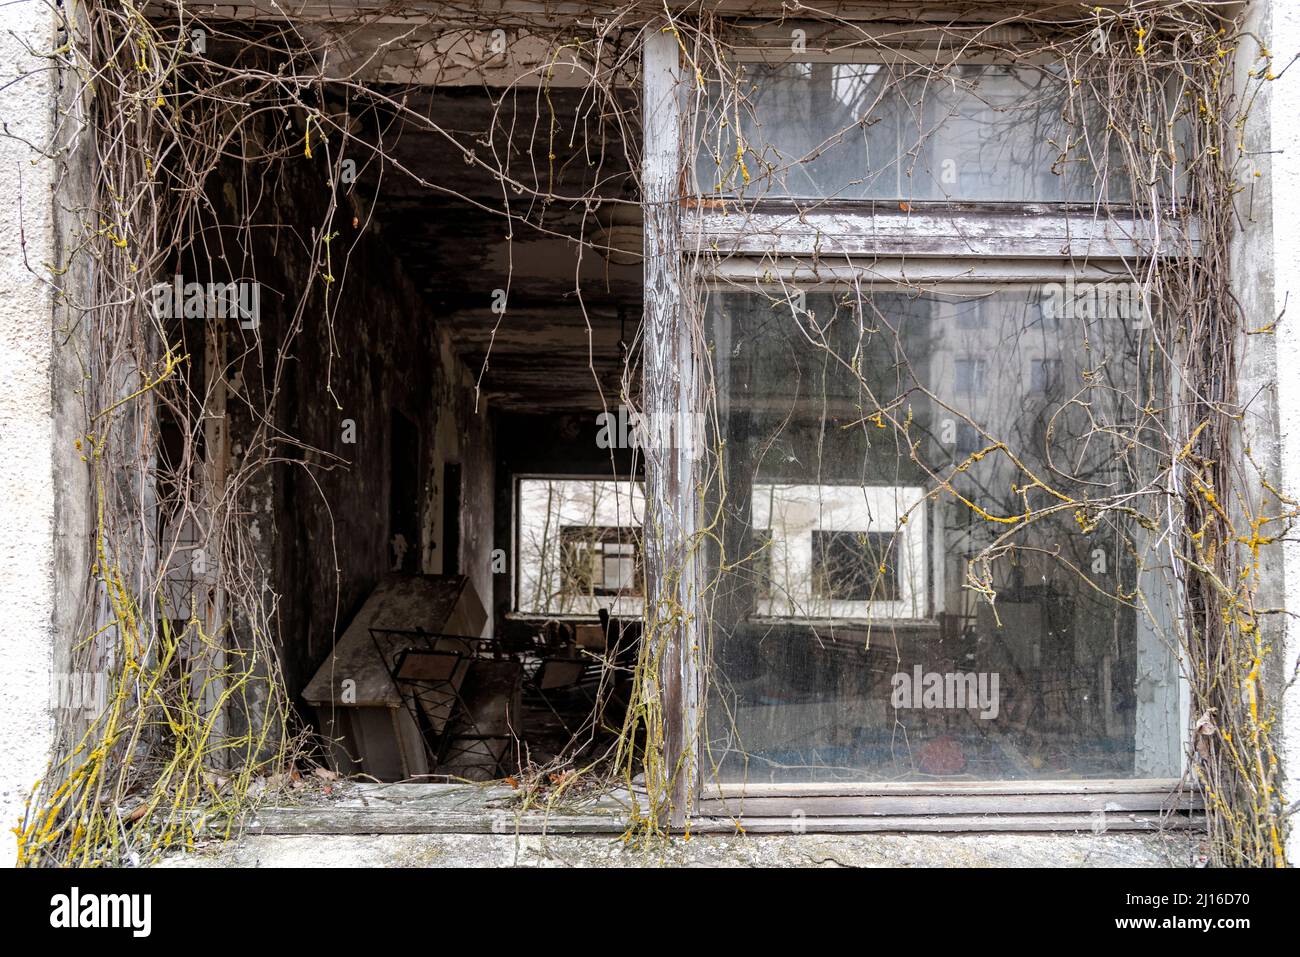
[353,85,642,411]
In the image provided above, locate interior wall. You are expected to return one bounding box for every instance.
[217,142,494,707]
[425,332,495,621]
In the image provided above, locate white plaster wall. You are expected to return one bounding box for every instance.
[0,1,58,865]
[1266,0,1300,867]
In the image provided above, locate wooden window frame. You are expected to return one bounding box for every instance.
[641,26,1198,831]
[511,474,646,617]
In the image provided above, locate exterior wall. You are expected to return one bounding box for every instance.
[1260,0,1300,867]
[0,1,60,866]
[1221,0,1300,867]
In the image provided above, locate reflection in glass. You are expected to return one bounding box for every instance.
[703,286,1181,783]
[698,62,1146,203]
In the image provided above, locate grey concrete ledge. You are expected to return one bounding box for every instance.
[152,781,1203,867]
[162,831,1199,868]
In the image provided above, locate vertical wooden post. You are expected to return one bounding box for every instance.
[198,320,230,761]
[642,25,699,826]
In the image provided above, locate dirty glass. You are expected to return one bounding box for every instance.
[702,285,1182,783]
[697,62,1137,203]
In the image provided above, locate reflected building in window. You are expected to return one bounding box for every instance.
[702,286,1180,784]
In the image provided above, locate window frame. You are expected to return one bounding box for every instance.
[559,527,643,598]
[642,25,1198,828]
[511,473,646,618]
[695,275,1188,794]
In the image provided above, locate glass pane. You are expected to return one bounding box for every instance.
[697,62,1140,203]
[702,285,1181,783]
[516,479,644,615]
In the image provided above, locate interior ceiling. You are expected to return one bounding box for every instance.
[357,85,641,412]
